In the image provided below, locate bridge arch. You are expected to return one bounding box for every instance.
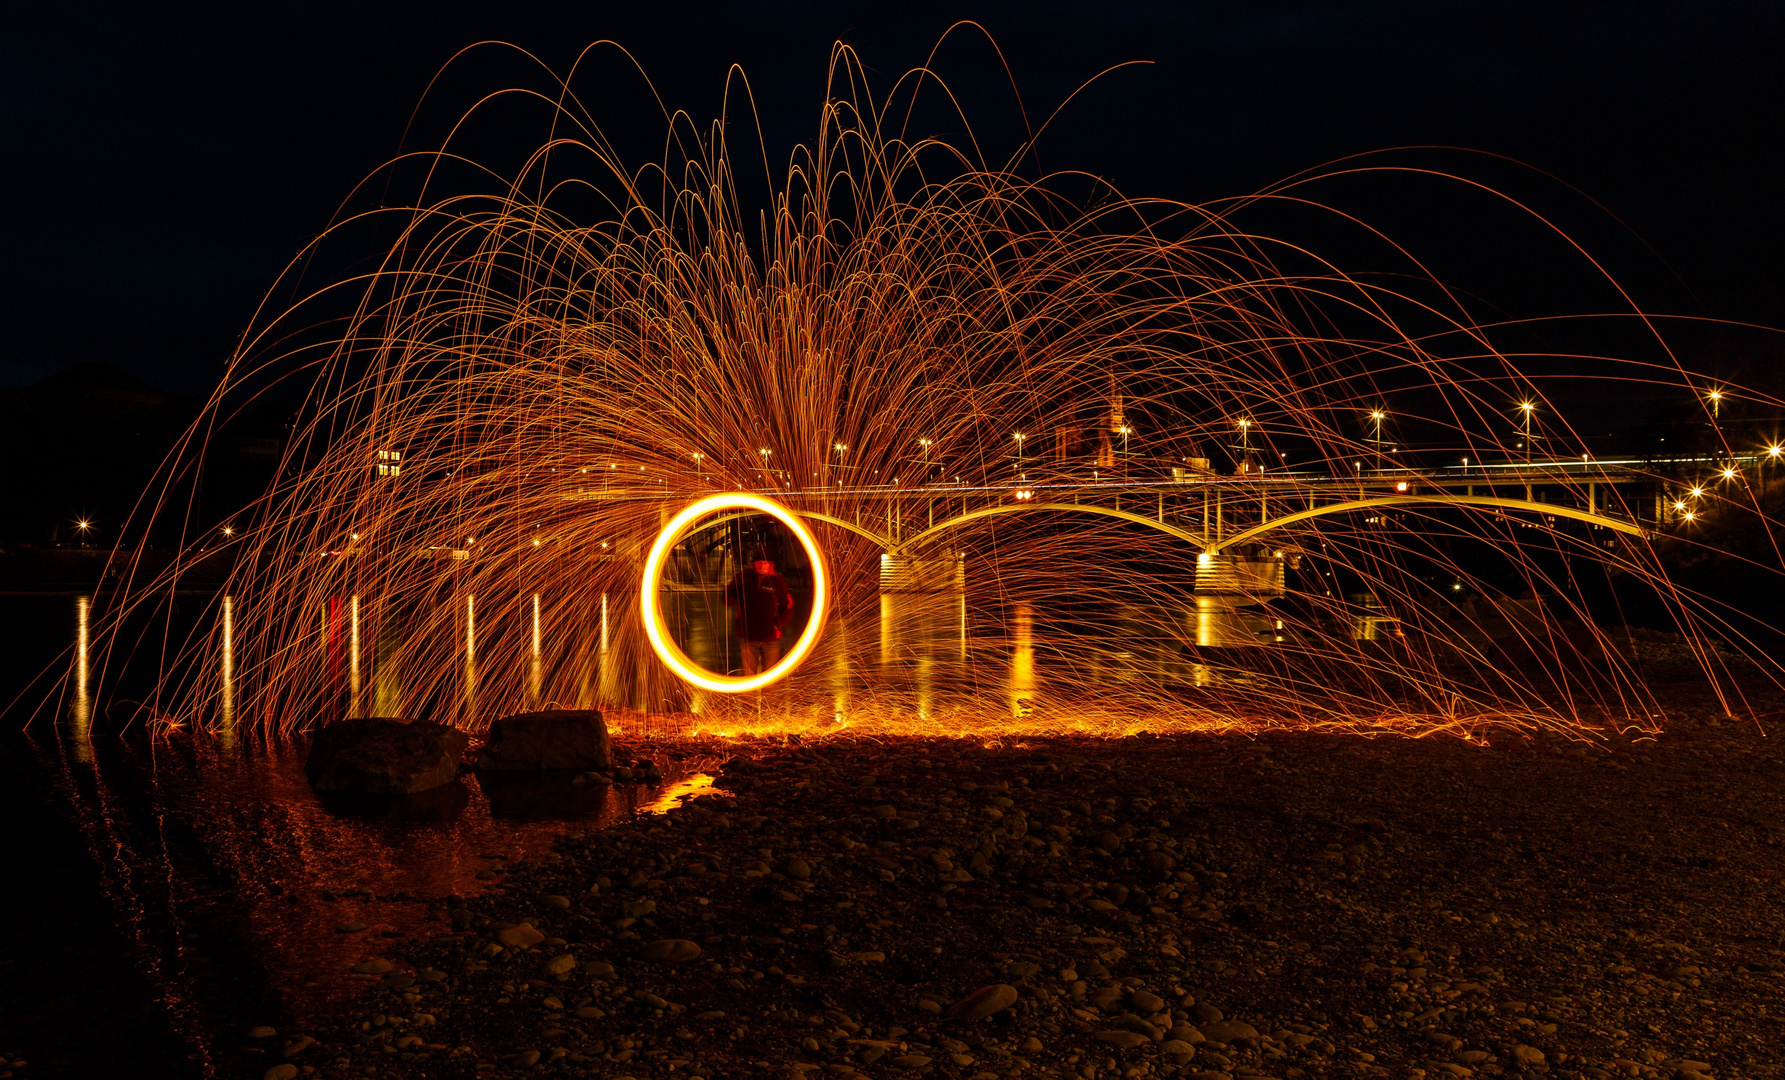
[1206,494,1650,555]
[686,503,1208,558]
[887,501,1206,555]
[680,508,894,551]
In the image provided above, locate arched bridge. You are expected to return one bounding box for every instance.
[783,492,1650,557]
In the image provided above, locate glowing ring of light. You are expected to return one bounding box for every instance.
[641,493,829,693]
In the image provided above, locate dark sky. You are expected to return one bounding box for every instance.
[4,1,1781,394]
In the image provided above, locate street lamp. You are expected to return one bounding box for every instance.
[1369,410,1385,452]
[1516,401,1536,458]
[1013,432,1025,470]
[1707,388,1723,421]
[1237,418,1251,458]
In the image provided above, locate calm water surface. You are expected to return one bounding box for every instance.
[0,589,1284,1075]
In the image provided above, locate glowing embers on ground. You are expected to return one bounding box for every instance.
[641,493,830,694]
[641,772,719,815]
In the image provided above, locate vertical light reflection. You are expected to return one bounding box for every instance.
[218,595,236,743]
[958,588,968,660]
[879,594,896,668]
[1009,601,1036,717]
[464,593,477,723]
[1195,596,1220,648]
[529,593,542,707]
[597,591,617,703]
[348,594,361,717]
[72,595,92,757]
[373,600,400,718]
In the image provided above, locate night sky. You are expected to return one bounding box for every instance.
[4,2,1781,396]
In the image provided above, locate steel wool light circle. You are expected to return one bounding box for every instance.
[640,493,830,693]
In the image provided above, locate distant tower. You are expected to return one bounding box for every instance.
[1099,372,1123,469]
[1054,425,1080,463]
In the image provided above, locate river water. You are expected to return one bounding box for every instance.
[0,590,1285,1077]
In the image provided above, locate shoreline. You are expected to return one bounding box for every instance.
[256,708,1784,1080]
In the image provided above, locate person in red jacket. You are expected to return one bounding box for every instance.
[724,547,793,675]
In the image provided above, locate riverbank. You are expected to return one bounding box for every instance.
[266,697,1785,1080]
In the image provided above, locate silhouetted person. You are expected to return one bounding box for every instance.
[725,548,793,676]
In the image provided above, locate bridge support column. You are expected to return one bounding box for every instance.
[1588,482,1597,515]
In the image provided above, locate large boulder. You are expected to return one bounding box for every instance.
[305,717,468,795]
[476,709,610,771]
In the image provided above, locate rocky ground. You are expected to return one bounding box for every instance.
[240,698,1785,1080]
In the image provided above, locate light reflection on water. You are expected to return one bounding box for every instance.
[219,595,236,746]
[72,594,92,747]
[55,584,1285,741]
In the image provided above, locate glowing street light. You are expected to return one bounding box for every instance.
[1368,409,1386,452]
[1013,432,1025,469]
[1707,388,1723,420]
[1513,401,1536,459]
[221,525,235,537]
[1237,418,1251,457]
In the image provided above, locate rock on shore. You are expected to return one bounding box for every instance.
[476,711,611,772]
[303,717,467,795]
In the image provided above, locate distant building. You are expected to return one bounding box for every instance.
[1053,425,1080,463]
